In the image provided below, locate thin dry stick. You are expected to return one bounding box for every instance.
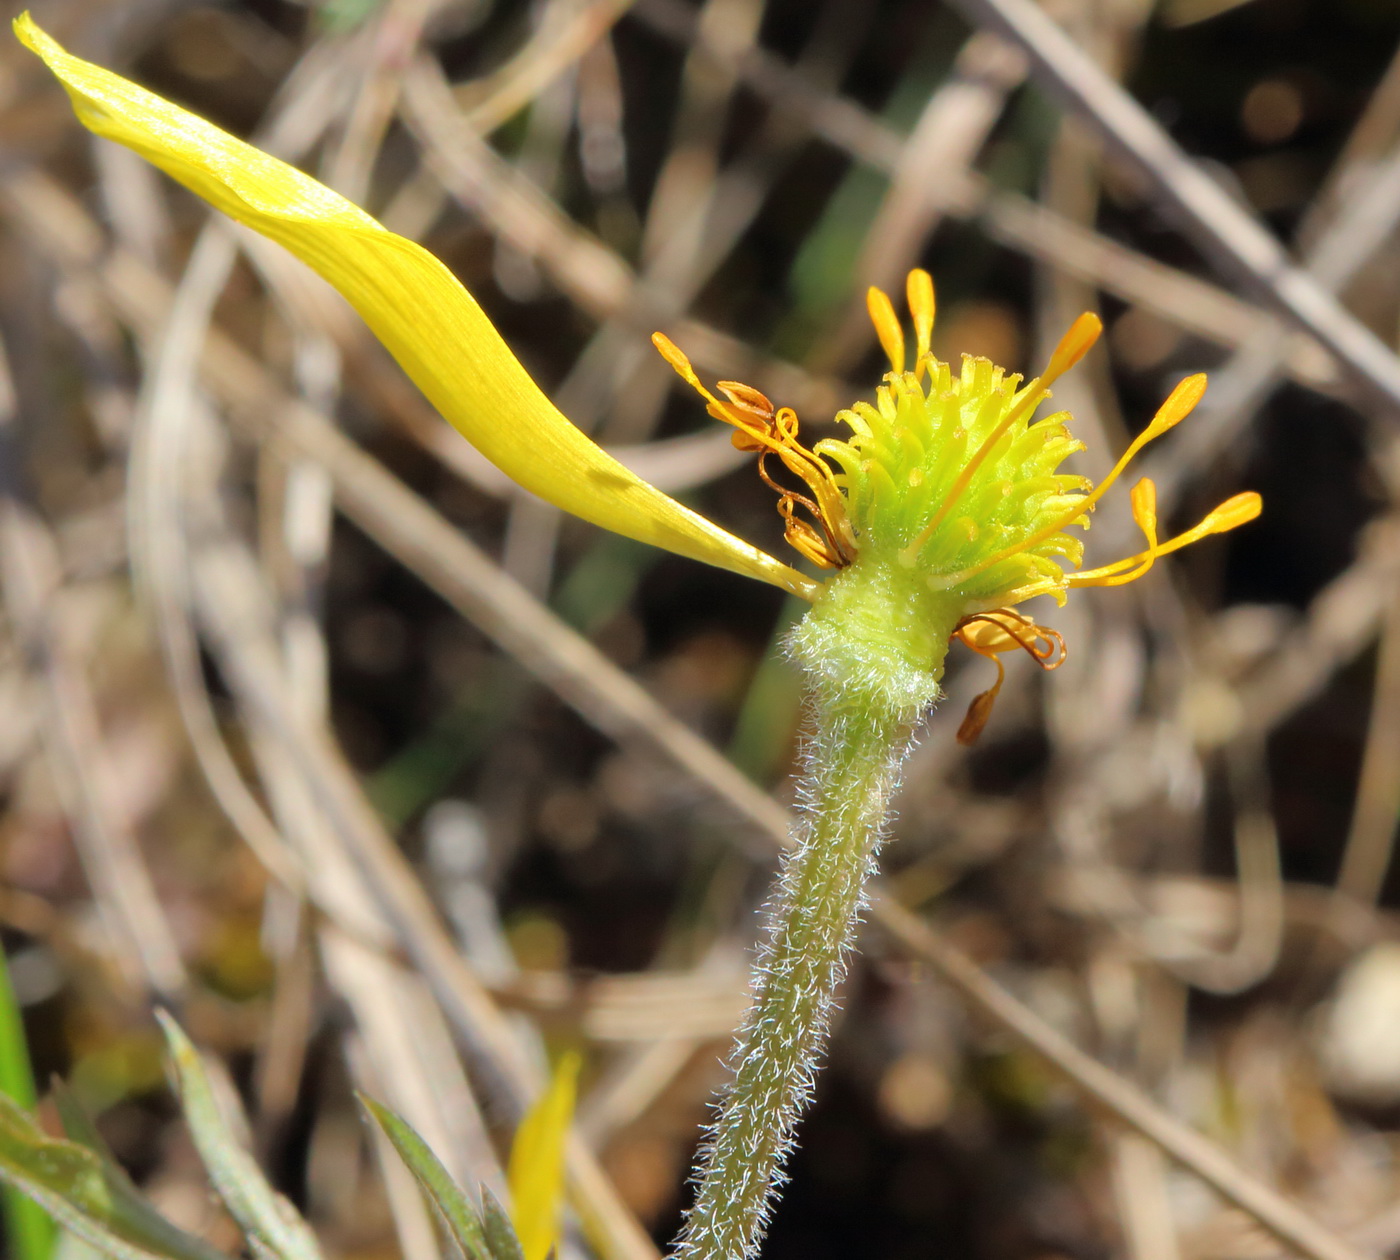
[1295,36,1400,253]
[454,0,640,136]
[943,0,1400,410]
[0,494,187,998]
[1106,948,1187,1260]
[868,896,1377,1260]
[1161,741,1285,995]
[250,898,315,1152]
[1336,591,1400,905]
[131,224,307,893]
[983,191,1337,391]
[1110,1133,1183,1260]
[322,0,440,203]
[638,0,766,270]
[1145,133,1400,509]
[578,1040,707,1144]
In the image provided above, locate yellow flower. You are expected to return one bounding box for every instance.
[658,273,1260,740]
[17,14,1260,742]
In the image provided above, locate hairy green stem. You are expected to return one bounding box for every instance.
[677,561,950,1260]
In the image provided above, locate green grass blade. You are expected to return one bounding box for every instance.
[358,1095,491,1260]
[0,1093,220,1260]
[155,1014,320,1260]
[479,1190,524,1260]
[0,950,53,1260]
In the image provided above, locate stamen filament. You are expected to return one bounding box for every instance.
[1080,478,1160,588]
[899,313,1104,567]
[952,609,1067,744]
[654,331,858,568]
[945,372,1205,585]
[1070,490,1261,586]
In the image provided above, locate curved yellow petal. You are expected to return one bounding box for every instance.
[15,13,817,601]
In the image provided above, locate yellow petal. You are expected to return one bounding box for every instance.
[14,14,817,601]
[507,1052,580,1260]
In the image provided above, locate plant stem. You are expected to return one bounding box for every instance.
[0,948,54,1260]
[678,560,949,1259]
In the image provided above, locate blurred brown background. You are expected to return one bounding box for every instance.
[5,0,1400,1257]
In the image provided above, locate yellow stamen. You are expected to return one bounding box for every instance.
[654,332,857,568]
[948,371,1205,585]
[900,312,1104,567]
[952,609,1067,744]
[907,269,935,377]
[867,286,905,374]
[1200,490,1264,534]
[653,333,784,455]
[1073,477,1160,588]
[652,331,705,394]
[1070,490,1260,586]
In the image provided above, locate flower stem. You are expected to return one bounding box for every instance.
[677,561,950,1260]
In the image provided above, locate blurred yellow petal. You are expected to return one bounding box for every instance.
[507,1052,579,1260]
[14,13,816,600]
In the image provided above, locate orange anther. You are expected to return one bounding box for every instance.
[1144,373,1207,439]
[907,269,935,368]
[1042,311,1102,385]
[866,285,905,374]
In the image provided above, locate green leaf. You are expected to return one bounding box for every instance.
[479,1190,524,1260]
[53,1083,223,1260]
[357,1095,491,1260]
[0,1094,218,1260]
[155,1014,320,1260]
